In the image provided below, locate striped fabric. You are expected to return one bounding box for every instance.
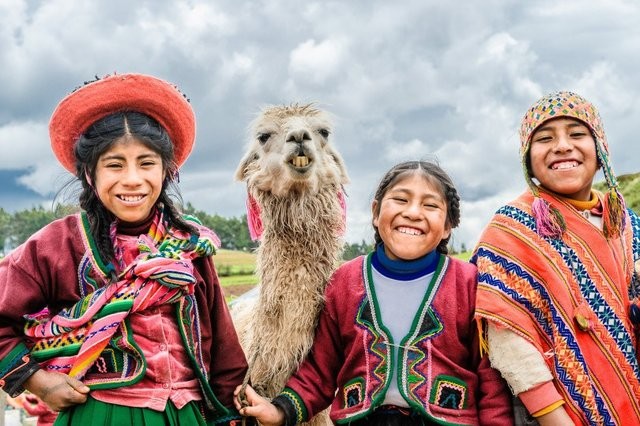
[474,190,640,425]
[24,208,219,381]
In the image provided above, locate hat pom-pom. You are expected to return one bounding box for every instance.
[602,188,626,238]
[532,197,565,238]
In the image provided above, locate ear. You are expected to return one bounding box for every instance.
[84,170,94,188]
[371,200,379,228]
[327,145,350,185]
[235,151,258,182]
[442,225,452,240]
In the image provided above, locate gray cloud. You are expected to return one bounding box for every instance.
[1,0,638,250]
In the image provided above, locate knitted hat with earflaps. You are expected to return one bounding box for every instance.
[519,91,626,239]
[49,73,195,174]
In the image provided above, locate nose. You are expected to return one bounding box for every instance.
[286,129,312,144]
[121,166,143,186]
[402,201,423,219]
[552,134,573,152]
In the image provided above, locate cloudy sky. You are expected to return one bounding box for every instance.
[1,0,639,250]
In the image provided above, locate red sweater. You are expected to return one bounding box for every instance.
[274,254,513,425]
[0,213,247,423]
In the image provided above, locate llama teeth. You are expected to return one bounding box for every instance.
[294,156,309,167]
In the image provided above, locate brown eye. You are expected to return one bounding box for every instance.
[318,128,330,138]
[258,133,271,144]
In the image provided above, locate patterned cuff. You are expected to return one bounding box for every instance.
[0,344,41,397]
[273,387,308,426]
[518,381,563,415]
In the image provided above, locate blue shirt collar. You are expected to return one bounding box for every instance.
[372,243,440,280]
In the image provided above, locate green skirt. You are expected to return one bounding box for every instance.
[54,396,207,426]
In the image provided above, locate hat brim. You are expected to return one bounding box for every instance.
[49,73,195,174]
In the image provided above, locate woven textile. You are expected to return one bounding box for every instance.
[24,207,219,380]
[474,190,640,425]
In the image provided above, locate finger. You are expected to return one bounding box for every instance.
[66,376,90,394]
[240,405,260,418]
[244,384,260,402]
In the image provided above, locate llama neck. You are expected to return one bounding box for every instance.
[254,186,343,306]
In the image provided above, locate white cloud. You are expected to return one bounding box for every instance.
[289,38,348,85]
[1,0,640,250]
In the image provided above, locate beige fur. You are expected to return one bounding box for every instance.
[233,104,348,425]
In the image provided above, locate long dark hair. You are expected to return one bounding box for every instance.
[371,160,460,254]
[75,111,197,271]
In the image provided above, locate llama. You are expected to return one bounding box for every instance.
[233,104,348,425]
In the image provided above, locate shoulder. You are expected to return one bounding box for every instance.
[446,255,477,275]
[3,214,83,272]
[325,256,365,293]
[15,214,81,250]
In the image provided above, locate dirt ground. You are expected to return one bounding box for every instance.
[223,284,255,298]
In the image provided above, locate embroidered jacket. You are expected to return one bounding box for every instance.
[0,213,247,424]
[474,191,640,425]
[273,253,512,425]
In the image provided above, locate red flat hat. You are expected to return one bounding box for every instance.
[49,73,195,174]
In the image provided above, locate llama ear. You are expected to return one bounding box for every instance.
[327,146,350,185]
[235,151,258,181]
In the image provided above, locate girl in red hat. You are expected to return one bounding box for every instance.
[0,73,248,426]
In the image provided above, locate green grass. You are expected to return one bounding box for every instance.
[220,274,259,286]
[454,251,472,261]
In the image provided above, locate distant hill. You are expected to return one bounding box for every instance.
[594,172,640,214]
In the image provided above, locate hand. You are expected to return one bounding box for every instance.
[24,370,90,412]
[233,384,285,426]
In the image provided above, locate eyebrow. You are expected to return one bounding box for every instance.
[99,152,161,162]
[388,187,443,200]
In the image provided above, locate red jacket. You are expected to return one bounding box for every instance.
[275,254,513,425]
[0,213,246,423]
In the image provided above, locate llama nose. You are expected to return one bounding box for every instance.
[286,129,312,143]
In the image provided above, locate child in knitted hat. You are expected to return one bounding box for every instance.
[0,73,248,426]
[472,91,640,425]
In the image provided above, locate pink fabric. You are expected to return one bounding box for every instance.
[91,235,201,410]
[246,194,263,241]
[518,381,563,415]
[91,305,202,411]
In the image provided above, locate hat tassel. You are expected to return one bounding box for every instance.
[602,188,626,238]
[532,197,566,239]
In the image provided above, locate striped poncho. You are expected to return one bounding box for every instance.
[474,190,640,425]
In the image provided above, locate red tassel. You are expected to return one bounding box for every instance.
[246,194,263,241]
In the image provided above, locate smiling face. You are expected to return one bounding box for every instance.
[94,136,165,224]
[529,117,598,201]
[372,172,451,261]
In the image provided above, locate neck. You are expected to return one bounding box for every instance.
[372,244,440,280]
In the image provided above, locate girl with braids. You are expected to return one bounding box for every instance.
[234,160,513,425]
[0,73,248,426]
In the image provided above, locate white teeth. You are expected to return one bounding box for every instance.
[398,226,422,235]
[293,156,309,168]
[552,161,578,170]
[120,195,144,202]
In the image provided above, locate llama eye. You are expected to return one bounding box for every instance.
[318,129,330,138]
[258,133,271,144]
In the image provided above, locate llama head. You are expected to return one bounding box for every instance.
[235,103,349,197]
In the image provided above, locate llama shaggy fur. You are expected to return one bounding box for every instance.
[233,104,348,425]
